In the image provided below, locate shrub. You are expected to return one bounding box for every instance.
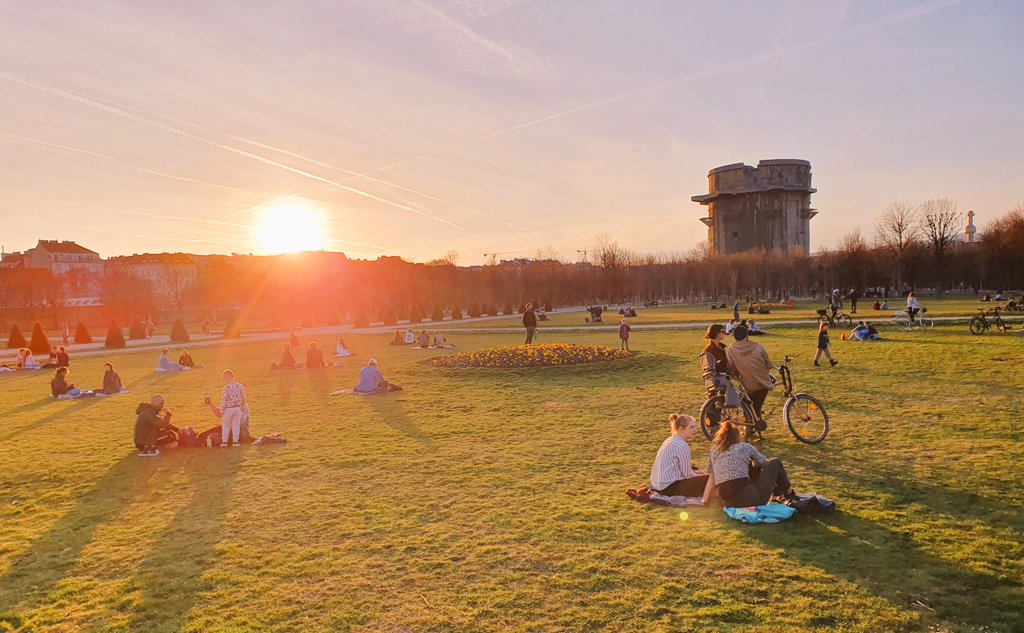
[105,320,126,349]
[467,302,481,318]
[503,302,514,316]
[544,303,552,312]
[396,307,408,323]
[129,318,146,340]
[327,312,340,326]
[169,318,190,343]
[427,343,632,368]
[352,309,369,328]
[451,305,463,320]
[382,307,398,326]
[223,316,242,339]
[28,322,51,355]
[431,306,445,322]
[409,305,424,324]
[74,322,92,344]
[6,323,27,349]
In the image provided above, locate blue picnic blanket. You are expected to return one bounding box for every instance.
[724,504,796,524]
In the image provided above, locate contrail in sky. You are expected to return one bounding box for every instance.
[0,71,464,231]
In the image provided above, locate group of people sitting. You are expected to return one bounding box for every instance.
[618,306,638,317]
[871,300,891,310]
[724,319,764,336]
[157,348,202,371]
[274,338,352,369]
[390,330,449,348]
[133,369,251,456]
[849,321,881,341]
[50,362,127,399]
[1,346,72,371]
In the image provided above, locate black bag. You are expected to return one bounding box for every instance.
[787,493,836,514]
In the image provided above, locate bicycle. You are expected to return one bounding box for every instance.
[816,308,851,328]
[969,307,1006,335]
[892,306,933,331]
[698,356,829,445]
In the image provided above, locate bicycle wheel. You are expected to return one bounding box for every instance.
[783,393,829,445]
[919,315,933,328]
[838,314,852,327]
[969,317,986,335]
[994,316,1005,333]
[699,395,757,442]
[894,316,910,330]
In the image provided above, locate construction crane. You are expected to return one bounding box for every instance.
[483,251,518,265]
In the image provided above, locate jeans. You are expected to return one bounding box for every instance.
[222,406,242,445]
[524,327,536,345]
[813,347,834,364]
[721,458,791,507]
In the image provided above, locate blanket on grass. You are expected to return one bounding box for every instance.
[723,504,796,524]
[625,487,704,508]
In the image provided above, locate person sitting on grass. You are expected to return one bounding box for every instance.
[335,337,351,357]
[701,420,797,508]
[353,358,399,393]
[881,300,890,310]
[278,342,298,369]
[179,349,199,368]
[17,348,40,369]
[306,341,325,368]
[100,362,125,394]
[434,331,447,347]
[289,332,301,347]
[56,346,70,368]
[866,321,881,340]
[417,331,431,348]
[748,320,764,336]
[134,394,173,457]
[872,300,881,311]
[649,413,708,499]
[404,329,415,345]
[850,321,870,341]
[157,349,189,371]
[51,366,82,398]
[391,331,404,345]
[724,319,737,335]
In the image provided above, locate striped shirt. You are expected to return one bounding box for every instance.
[221,382,247,409]
[650,435,697,491]
[707,442,768,485]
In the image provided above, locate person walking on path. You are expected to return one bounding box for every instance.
[618,318,631,351]
[522,303,537,345]
[206,369,249,447]
[849,288,860,314]
[61,323,70,348]
[813,322,838,367]
[732,301,740,322]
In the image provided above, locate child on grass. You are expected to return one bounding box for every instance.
[813,322,838,367]
[619,319,631,351]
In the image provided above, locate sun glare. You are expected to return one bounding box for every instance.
[254,202,327,255]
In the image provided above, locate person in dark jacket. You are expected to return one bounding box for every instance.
[51,367,82,398]
[522,303,538,345]
[56,346,70,368]
[101,362,124,394]
[305,341,325,368]
[279,342,298,369]
[134,395,172,457]
[813,323,838,367]
[178,349,196,368]
[700,324,740,408]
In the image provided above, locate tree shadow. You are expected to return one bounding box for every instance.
[275,369,298,404]
[735,511,1024,631]
[124,450,244,632]
[0,397,54,419]
[368,395,433,448]
[0,454,150,619]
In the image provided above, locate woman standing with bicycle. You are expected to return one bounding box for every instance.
[701,421,797,508]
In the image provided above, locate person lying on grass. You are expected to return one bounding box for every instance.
[702,420,798,508]
[649,413,709,499]
[134,394,174,457]
[157,349,190,371]
[353,358,400,393]
[100,362,124,394]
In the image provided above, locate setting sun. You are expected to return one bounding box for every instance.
[254,202,327,254]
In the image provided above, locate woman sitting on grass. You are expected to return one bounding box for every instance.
[649,413,708,498]
[278,342,298,369]
[702,421,797,508]
[51,366,82,398]
[157,349,189,371]
[179,349,200,368]
[17,348,40,369]
[335,337,351,357]
[100,362,125,394]
[306,341,325,368]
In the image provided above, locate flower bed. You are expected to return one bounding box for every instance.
[427,343,632,368]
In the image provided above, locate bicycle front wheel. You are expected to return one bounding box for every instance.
[919,316,933,328]
[783,393,829,445]
[969,317,986,335]
[838,314,852,327]
[894,316,910,330]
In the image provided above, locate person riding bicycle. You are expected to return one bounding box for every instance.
[828,289,842,321]
[700,324,740,409]
[906,292,921,322]
[726,325,776,430]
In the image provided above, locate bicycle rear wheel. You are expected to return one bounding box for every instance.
[969,317,986,335]
[783,393,829,445]
[699,395,757,442]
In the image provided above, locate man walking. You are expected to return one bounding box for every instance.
[726,325,776,430]
[522,303,537,345]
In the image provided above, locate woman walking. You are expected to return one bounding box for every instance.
[813,322,838,367]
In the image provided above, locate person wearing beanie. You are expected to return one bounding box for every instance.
[700,324,740,408]
[726,325,776,427]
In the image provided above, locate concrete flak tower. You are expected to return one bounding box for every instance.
[965,209,977,243]
[692,159,816,255]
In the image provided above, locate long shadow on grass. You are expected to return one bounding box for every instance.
[0,454,151,621]
[735,511,1024,631]
[124,450,243,632]
[368,395,433,448]
[276,368,298,405]
[0,396,54,419]
[0,372,173,442]
[305,366,333,399]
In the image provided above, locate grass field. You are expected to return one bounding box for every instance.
[1,322,1022,632]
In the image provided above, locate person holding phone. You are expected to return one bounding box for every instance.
[206,370,248,447]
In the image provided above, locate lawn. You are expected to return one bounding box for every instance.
[0,323,1021,632]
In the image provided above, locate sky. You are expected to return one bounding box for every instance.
[1,0,1022,264]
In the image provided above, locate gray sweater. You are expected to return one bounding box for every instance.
[708,442,768,485]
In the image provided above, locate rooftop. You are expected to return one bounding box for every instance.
[34,240,99,256]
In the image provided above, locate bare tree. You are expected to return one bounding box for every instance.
[165,267,194,315]
[918,198,962,294]
[874,200,919,292]
[443,250,460,267]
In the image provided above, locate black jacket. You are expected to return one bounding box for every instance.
[522,309,537,328]
[134,402,170,446]
[817,331,830,350]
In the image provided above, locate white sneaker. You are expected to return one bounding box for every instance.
[219,442,228,448]
[150,449,160,456]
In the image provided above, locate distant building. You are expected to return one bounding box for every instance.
[23,240,104,276]
[692,159,817,255]
[105,253,198,310]
[965,210,977,243]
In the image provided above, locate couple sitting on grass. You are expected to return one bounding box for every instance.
[628,413,797,508]
[50,363,128,399]
[275,341,334,369]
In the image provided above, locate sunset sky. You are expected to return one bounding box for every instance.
[1,0,1021,264]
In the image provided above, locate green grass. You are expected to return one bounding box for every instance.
[444,298,1015,329]
[1,323,1021,632]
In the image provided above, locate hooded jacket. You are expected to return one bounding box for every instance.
[134,402,170,446]
[726,339,775,392]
